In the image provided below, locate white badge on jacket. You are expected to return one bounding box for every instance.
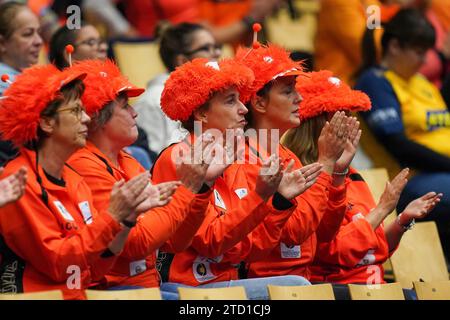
[214,189,227,210]
[54,201,75,221]
[280,242,301,259]
[78,201,93,224]
[193,256,218,283]
[234,188,248,199]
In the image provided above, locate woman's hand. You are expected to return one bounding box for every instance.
[377,168,410,215]
[334,116,361,173]
[401,191,443,222]
[277,161,323,200]
[0,166,27,207]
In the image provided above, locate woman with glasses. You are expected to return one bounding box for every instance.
[49,23,107,70]
[66,59,220,299]
[0,2,44,166]
[134,22,222,155]
[0,65,152,299]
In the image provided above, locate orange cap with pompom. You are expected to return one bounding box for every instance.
[161,58,254,121]
[235,43,305,103]
[296,70,371,121]
[0,64,86,147]
[69,59,145,116]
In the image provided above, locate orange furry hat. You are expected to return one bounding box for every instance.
[69,59,144,115]
[0,65,86,146]
[161,58,254,121]
[296,70,371,121]
[235,43,305,103]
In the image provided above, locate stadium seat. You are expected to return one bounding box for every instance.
[266,0,320,53]
[178,286,247,300]
[390,221,449,288]
[0,290,63,300]
[112,40,166,90]
[348,282,405,300]
[85,288,162,300]
[413,280,450,300]
[267,283,335,300]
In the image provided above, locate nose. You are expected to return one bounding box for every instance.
[81,109,91,124]
[237,100,248,115]
[294,91,303,104]
[33,32,43,47]
[130,105,138,119]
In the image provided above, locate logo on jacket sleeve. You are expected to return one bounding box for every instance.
[280,242,301,259]
[356,249,376,267]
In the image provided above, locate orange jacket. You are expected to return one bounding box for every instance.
[240,141,339,279]
[310,168,390,284]
[151,142,296,286]
[67,142,211,288]
[0,148,122,300]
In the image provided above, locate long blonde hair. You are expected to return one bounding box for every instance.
[282,114,327,165]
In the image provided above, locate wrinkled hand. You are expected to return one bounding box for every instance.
[108,171,150,223]
[334,116,361,173]
[377,168,409,214]
[135,180,181,214]
[255,154,284,201]
[402,191,443,220]
[175,133,215,193]
[278,161,323,199]
[205,131,245,183]
[0,166,27,207]
[318,111,349,173]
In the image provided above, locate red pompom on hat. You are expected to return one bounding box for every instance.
[296,70,372,121]
[161,58,254,121]
[235,43,305,103]
[0,64,86,147]
[69,59,145,115]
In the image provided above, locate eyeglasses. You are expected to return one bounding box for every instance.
[75,38,103,48]
[57,104,86,120]
[184,43,223,56]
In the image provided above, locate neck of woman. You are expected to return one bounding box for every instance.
[251,118,288,155]
[88,132,122,167]
[37,140,77,179]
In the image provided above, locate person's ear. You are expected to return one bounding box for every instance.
[388,38,401,56]
[193,107,208,124]
[250,94,267,115]
[38,117,56,135]
[174,54,189,68]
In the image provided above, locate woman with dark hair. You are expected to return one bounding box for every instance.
[134,22,222,155]
[49,23,107,70]
[355,8,450,262]
[0,65,151,299]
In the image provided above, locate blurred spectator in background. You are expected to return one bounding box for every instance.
[0,1,43,166]
[355,9,450,262]
[133,22,221,155]
[49,23,107,70]
[83,0,281,45]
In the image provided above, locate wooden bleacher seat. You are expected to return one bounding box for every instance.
[85,288,161,300]
[178,286,247,300]
[348,282,405,300]
[0,290,63,300]
[413,280,450,300]
[390,221,449,289]
[268,283,335,300]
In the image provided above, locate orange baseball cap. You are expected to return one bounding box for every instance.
[69,59,145,115]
